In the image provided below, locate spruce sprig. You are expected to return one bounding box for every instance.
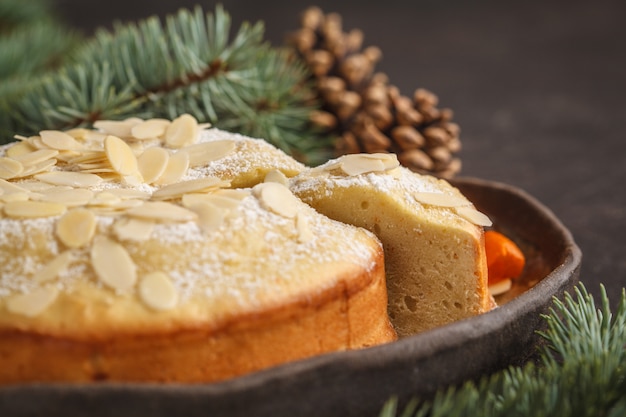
[381,284,626,417]
[0,6,330,164]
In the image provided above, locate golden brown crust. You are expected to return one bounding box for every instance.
[0,249,393,384]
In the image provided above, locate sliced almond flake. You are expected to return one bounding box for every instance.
[182,140,236,167]
[38,188,94,207]
[340,154,386,176]
[182,193,241,212]
[360,152,400,170]
[5,141,35,158]
[131,118,171,140]
[93,119,141,138]
[89,191,122,206]
[489,278,512,296]
[0,179,28,194]
[107,188,152,200]
[4,200,66,218]
[35,171,103,187]
[154,151,189,185]
[455,206,493,227]
[296,212,315,243]
[0,191,30,203]
[26,136,46,150]
[413,192,470,208]
[54,150,82,163]
[64,128,91,140]
[66,151,107,165]
[122,173,143,187]
[91,236,137,292]
[113,217,155,241]
[104,135,141,177]
[81,168,117,174]
[253,182,300,218]
[264,169,289,186]
[188,202,228,232]
[106,188,151,200]
[137,146,169,184]
[152,177,226,200]
[56,208,97,248]
[34,251,74,283]
[198,122,212,130]
[0,157,24,179]
[126,201,198,223]
[15,181,60,192]
[138,272,178,311]
[213,189,251,200]
[164,113,199,148]
[40,130,84,151]
[6,286,59,317]
[16,158,57,178]
[321,160,343,173]
[12,149,59,167]
[94,198,144,212]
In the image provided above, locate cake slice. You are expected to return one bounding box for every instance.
[290,153,493,337]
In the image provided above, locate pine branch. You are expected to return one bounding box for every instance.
[381,283,626,417]
[0,5,331,164]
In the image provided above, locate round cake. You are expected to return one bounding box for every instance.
[290,153,492,337]
[0,115,396,384]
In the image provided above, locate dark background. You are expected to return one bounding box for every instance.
[52,0,626,303]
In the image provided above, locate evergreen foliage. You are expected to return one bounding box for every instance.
[0,5,331,165]
[380,284,626,417]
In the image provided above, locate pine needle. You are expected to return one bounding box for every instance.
[383,283,626,417]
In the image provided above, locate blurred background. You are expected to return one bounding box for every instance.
[12,0,626,302]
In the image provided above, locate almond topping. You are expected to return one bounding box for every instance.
[17,159,57,178]
[93,119,141,138]
[455,206,493,227]
[0,157,24,179]
[413,192,469,208]
[254,182,299,218]
[40,130,83,151]
[188,202,227,232]
[131,118,171,140]
[35,171,103,187]
[0,179,27,194]
[138,272,178,311]
[137,146,169,184]
[264,169,289,186]
[6,286,59,317]
[113,218,155,241]
[154,151,189,185]
[296,212,315,243]
[91,236,137,292]
[4,200,66,218]
[39,188,94,206]
[34,251,74,283]
[12,149,59,167]
[182,140,236,167]
[489,278,512,296]
[152,177,226,200]
[104,135,141,177]
[340,154,386,176]
[56,208,97,248]
[5,141,35,158]
[164,113,199,148]
[126,201,198,223]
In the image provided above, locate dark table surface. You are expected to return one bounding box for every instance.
[54,0,625,309]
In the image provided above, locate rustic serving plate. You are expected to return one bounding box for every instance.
[0,177,581,417]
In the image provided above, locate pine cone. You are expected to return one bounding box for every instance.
[288,7,462,178]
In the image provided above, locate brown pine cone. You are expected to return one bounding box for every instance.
[288,7,462,178]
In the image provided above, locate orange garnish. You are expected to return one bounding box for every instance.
[484,230,526,285]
